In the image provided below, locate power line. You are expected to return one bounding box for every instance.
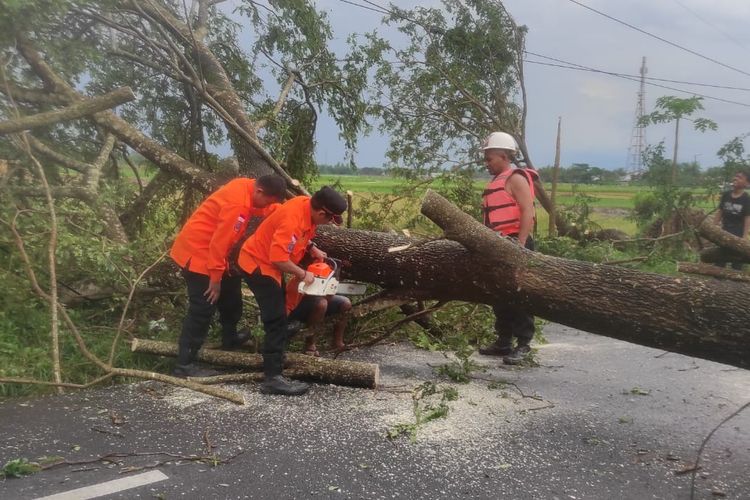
[336,0,389,16]
[671,0,748,51]
[524,59,750,108]
[563,0,750,78]
[359,0,392,15]
[335,0,750,107]
[339,0,750,92]
[525,51,750,91]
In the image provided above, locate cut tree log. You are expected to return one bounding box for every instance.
[131,339,379,389]
[693,214,750,261]
[312,191,750,370]
[678,262,750,283]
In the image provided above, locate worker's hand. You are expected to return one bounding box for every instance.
[517,237,527,247]
[309,245,327,261]
[302,270,315,285]
[204,281,221,304]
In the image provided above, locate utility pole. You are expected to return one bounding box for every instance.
[549,117,562,237]
[626,57,647,176]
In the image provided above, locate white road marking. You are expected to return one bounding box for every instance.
[34,470,168,500]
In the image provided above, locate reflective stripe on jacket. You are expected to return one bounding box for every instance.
[482,168,537,235]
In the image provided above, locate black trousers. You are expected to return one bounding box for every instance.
[177,270,242,365]
[492,235,535,346]
[243,269,288,377]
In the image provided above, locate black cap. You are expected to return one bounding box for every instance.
[311,186,347,225]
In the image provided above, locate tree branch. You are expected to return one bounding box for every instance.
[254,68,298,132]
[86,134,116,190]
[14,32,217,192]
[27,135,89,173]
[0,86,135,135]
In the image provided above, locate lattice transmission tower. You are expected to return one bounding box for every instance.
[626,57,648,175]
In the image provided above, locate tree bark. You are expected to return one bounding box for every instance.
[694,215,750,260]
[678,262,750,283]
[420,190,750,369]
[312,193,750,370]
[131,339,380,389]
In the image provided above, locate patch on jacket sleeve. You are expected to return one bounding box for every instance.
[233,215,247,232]
[287,234,298,253]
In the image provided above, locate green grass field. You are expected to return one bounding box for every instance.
[313,175,718,237]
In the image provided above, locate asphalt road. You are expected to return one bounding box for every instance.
[1,323,748,499]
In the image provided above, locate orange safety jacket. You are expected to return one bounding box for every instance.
[482,168,538,236]
[170,178,278,282]
[285,277,304,315]
[237,196,316,285]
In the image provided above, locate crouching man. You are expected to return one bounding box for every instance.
[237,186,347,395]
[285,259,352,356]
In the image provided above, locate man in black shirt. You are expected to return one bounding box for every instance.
[714,170,750,270]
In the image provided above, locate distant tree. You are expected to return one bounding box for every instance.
[605,168,628,184]
[318,163,357,175]
[566,163,592,184]
[716,133,750,181]
[536,164,624,185]
[358,167,386,176]
[677,161,702,187]
[640,96,717,185]
[641,142,674,186]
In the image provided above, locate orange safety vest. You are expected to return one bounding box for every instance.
[170,178,278,282]
[237,196,316,285]
[482,168,537,236]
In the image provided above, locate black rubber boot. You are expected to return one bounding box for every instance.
[260,375,310,396]
[503,344,532,365]
[260,353,309,396]
[176,341,198,366]
[222,327,252,350]
[479,337,513,356]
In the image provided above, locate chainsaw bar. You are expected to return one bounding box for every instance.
[336,282,368,295]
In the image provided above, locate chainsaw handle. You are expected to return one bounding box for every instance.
[301,270,315,285]
[323,257,338,274]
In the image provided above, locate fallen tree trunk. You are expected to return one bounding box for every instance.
[131,339,379,389]
[678,262,750,283]
[313,192,750,370]
[694,215,750,261]
[699,247,750,265]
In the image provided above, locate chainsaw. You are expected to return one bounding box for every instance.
[297,258,367,296]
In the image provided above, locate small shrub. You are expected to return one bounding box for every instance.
[2,458,42,478]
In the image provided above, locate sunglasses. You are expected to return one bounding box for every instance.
[321,207,343,225]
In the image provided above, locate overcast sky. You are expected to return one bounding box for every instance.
[231,0,750,170]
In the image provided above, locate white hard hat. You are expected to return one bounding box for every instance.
[482,132,518,153]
